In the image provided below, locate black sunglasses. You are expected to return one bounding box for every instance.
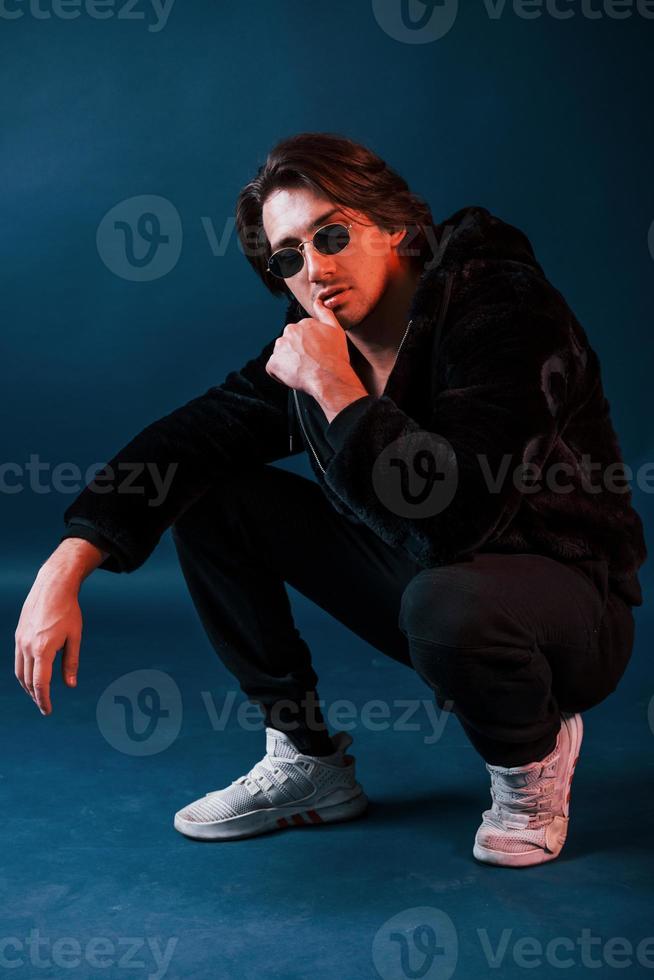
[267,222,354,280]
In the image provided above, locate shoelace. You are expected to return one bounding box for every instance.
[233,754,305,797]
[485,753,559,830]
[201,754,293,799]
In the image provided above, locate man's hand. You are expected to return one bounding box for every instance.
[266,296,368,422]
[15,575,82,715]
[14,539,105,715]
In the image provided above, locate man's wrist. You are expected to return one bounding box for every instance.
[314,378,369,424]
[39,538,109,587]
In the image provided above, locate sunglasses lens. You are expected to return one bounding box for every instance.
[268,249,303,279]
[314,223,351,255]
[267,224,351,279]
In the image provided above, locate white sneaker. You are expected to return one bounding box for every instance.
[174,727,368,841]
[473,711,583,867]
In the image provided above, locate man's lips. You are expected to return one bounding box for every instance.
[317,287,350,308]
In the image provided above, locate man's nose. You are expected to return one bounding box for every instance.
[303,242,337,282]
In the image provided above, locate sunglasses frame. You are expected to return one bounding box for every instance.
[266,222,354,280]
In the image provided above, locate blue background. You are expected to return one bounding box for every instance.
[1,3,653,979]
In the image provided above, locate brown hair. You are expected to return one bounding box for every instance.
[235,131,436,299]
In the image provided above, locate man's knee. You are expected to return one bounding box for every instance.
[399,566,501,648]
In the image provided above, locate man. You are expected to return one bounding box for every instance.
[14,132,646,868]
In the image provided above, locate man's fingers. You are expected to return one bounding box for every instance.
[14,642,28,695]
[265,362,285,386]
[33,657,53,715]
[23,653,34,698]
[312,295,342,329]
[62,634,80,687]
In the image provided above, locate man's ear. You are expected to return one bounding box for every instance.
[389,226,409,252]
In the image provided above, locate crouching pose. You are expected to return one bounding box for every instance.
[15,132,646,868]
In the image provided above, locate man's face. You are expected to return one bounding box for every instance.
[261,186,407,330]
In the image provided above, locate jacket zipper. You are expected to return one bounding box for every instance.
[293,387,326,474]
[288,389,295,454]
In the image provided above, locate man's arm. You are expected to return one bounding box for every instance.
[14,538,109,715]
[59,520,117,568]
[14,328,296,714]
[59,330,297,573]
[48,537,111,577]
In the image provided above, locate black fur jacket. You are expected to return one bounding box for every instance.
[61,206,647,606]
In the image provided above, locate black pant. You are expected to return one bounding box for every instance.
[171,464,636,767]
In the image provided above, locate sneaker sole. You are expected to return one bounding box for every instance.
[472,711,583,868]
[472,837,564,868]
[174,788,369,841]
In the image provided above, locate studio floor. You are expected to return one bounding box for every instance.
[3,554,653,980]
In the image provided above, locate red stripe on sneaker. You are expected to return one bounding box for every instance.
[277,817,289,828]
[291,813,306,826]
[306,809,324,824]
